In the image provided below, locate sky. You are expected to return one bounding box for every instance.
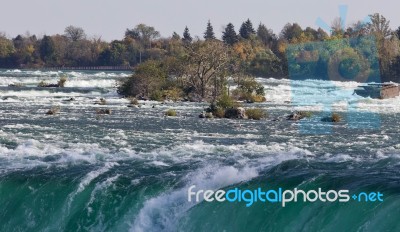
[0,0,399,41]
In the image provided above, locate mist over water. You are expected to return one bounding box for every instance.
[0,69,399,231]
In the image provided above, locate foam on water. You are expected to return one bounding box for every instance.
[131,163,259,232]
[1,69,400,231]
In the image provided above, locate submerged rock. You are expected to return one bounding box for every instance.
[199,111,206,118]
[321,113,341,122]
[46,107,60,115]
[96,109,112,115]
[225,107,248,119]
[286,111,312,121]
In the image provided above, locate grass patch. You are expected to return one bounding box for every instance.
[245,108,266,120]
[299,111,313,118]
[165,109,177,117]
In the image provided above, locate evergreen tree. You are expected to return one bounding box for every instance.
[172,32,181,40]
[222,23,239,46]
[39,35,56,64]
[396,26,400,39]
[239,19,256,39]
[182,26,192,43]
[316,28,329,41]
[257,23,275,47]
[204,20,216,40]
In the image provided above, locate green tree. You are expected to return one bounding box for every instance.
[396,26,400,39]
[239,19,256,39]
[125,24,160,48]
[172,32,181,40]
[257,23,276,47]
[280,23,303,43]
[118,60,168,97]
[316,28,329,41]
[12,34,38,65]
[222,23,239,46]
[0,34,14,58]
[39,35,56,64]
[182,26,192,43]
[98,40,127,66]
[204,20,216,40]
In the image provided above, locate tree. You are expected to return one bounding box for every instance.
[183,40,232,99]
[125,24,160,48]
[331,17,345,37]
[316,28,329,41]
[172,32,181,40]
[222,23,239,46]
[12,34,37,65]
[204,20,216,40]
[118,60,167,97]
[239,19,256,39]
[0,35,14,58]
[280,23,303,43]
[64,25,86,42]
[368,13,392,38]
[39,35,56,64]
[345,21,369,37]
[257,23,276,47]
[395,26,400,39]
[182,26,192,43]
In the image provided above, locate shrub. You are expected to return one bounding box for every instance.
[163,88,183,102]
[237,77,265,95]
[332,113,341,122]
[249,95,266,103]
[216,94,238,109]
[213,108,225,118]
[150,90,163,101]
[246,108,266,120]
[58,76,67,87]
[299,111,313,118]
[165,109,177,117]
[117,60,168,97]
[232,89,266,103]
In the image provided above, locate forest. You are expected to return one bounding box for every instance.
[1,13,400,83]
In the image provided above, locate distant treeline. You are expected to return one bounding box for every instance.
[1,14,400,81]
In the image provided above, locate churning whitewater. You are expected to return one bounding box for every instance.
[0,69,399,231]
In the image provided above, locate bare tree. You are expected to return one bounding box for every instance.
[64,25,86,42]
[183,40,231,99]
[331,17,344,36]
[368,13,392,38]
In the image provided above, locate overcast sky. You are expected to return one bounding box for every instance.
[0,0,399,41]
